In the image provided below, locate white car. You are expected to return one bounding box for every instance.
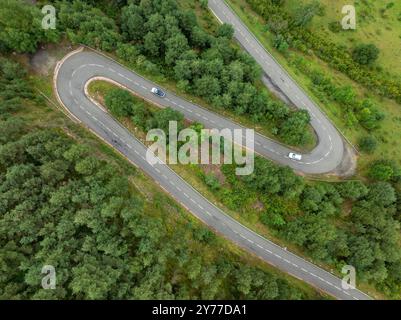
[288,152,302,161]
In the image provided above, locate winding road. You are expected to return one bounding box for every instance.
[209,0,346,174]
[54,0,370,300]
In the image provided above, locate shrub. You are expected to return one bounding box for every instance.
[204,174,221,191]
[328,21,342,33]
[369,161,394,181]
[104,88,134,117]
[352,44,380,65]
[358,136,377,154]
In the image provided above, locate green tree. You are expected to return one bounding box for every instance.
[366,182,396,206]
[120,4,146,41]
[0,58,34,116]
[0,0,58,53]
[279,110,311,146]
[358,136,377,154]
[285,214,337,261]
[352,44,380,65]
[58,1,120,51]
[194,76,221,101]
[147,107,185,134]
[116,43,140,65]
[104,88,134,117]
[356,100,385,130]
[190,26,210,48]
[0,117,26,144]
[292,1,325,28]
[165,33,189,65]
[216,23,234,39]
[131,102,148,128]
[204,174,220,191]
[336,181,368,201]
[369,161,394,181]
[273,34,289,52]
[143,32,161,57]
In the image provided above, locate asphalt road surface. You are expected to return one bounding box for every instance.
[209,0,346,174]
[54,1,371,300]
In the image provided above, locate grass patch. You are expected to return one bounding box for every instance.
[283,0,401,77]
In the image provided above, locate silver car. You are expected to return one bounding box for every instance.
[151,87,166,98]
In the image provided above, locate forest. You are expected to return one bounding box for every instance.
[98,80,401,298]
[1,0,401,299]
[0,50,317,299]
[0,0,314,147]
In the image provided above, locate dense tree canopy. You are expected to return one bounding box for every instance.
[0,0,59,53]
[218,152,401,296]
[0,58,312,300]
[105,87,135,117]
[0,58,34,118]
[3,0,401,299]
[116,0,312,146]
[58,0,121,51]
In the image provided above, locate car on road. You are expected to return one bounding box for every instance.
[288,152,302,161]
[151,87,166,98]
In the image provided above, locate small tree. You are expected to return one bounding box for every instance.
[199,0,208,9]
[105,88,134,117]
[204,174,220,191]
[352,44,380,65]
[273,34,289,52]
[368,161,394,181]
[358,136,377,154]
[293,1,325,28]
[216,23,234,40]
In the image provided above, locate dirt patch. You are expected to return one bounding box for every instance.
[31,49,56,76]
[341,200,353,217]
[30,42,75,76]
[252,200,265,212]
[91,90,106,106]
[201,162,226,185]
[183,119,193,127]
[332,141,358,177]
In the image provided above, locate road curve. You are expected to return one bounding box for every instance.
[54,2,370,300]
[55,49,370,300]
[209,0,346,174]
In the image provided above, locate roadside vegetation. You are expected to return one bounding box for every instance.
[285,0,401,74]
[244,0,401,105]
[2,0,401,299]
[227,0,401,172]
[223,0,401,297]
[0,52,320,300]
[90,80,401,299]
[55,0,316,149]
